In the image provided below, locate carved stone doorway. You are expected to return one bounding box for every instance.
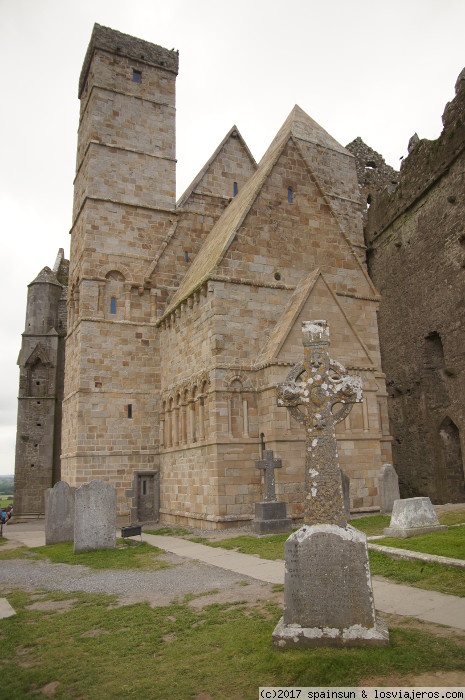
[136,471,160,523]
[438,417,465,503]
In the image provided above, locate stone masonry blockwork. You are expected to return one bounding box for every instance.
[16,24,396,523]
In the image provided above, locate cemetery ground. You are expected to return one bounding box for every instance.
[0,509,464,698]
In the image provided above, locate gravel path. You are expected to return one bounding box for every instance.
[0,553,273,608]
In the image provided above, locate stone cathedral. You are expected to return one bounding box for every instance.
[14,24,394,526]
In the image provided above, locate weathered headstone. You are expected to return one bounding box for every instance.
[384,496,447,538]
[253,450,292,534]
[272,321,389,648]
[74,480,117,553]
[378,463,400,514]
[45,481,76,544]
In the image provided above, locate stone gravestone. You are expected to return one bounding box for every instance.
[272,321,389,647]
[253,450,292,534]
[384,496,447,538]
[45,481,76,545]
[74,480,117,553]
[378,463,400,514]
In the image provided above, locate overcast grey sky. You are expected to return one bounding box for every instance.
[1,0,464,475]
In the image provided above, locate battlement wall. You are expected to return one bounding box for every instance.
[79,23,179,97]
[367,68,465,243]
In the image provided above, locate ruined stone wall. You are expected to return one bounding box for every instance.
[366,68,465,503]
[346,138,399,208]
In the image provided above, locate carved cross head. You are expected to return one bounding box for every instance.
[276,321,362,430]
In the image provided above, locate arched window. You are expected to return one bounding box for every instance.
[105,270,125,319]
[424,332,450,408]
[439,417,465,501]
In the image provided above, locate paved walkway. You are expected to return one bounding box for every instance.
[2,521,465,631]
[141,533,465,631]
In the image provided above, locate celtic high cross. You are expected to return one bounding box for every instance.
[276,321,362,527]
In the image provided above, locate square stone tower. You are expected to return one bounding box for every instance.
[61,25,179,518]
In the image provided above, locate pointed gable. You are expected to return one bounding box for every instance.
[269,104,349,155]
[163,106,372,319]
[24,343,52,368]
[177,126,257,208]
[256,270,375,368]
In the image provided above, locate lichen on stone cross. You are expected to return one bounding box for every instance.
[276,321,362,527]
[255,450,282,502]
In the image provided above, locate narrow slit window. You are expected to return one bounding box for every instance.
[110,297,117,314]
[287,187,293,203]
[142,480,147,496]
[233,181,238,196]
[132,69,142,83]
[184,251,189,262]
[127,404,133,419]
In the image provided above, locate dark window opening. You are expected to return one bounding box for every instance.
[184,251,189,262]
[233,181,238,196]
[128,404,133,419]
[287,187,293,203]
[260,432,266,458]
[36,423,41,427]
[365,160,377,169]
[133,69,142,83]
[110,297,117,314]
[142,480,147,496]
[274,272,281,281]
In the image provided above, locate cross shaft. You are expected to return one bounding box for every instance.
[277,321,362,526]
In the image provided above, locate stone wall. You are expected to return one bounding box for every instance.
[17,25,393,525]
[365,68,465,503]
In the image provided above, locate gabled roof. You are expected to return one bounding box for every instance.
[267,104,349,156]
[161,106,362,320]
[177,125,257,208]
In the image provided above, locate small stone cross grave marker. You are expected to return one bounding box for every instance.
[255,449,282,502]
[276,320,362,526]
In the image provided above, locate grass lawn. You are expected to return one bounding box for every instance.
[0,494,14,509]
[0,540,172,571]
[381,525,465,560]
[1,518,465,696]
[1,588,465,699]
[369,550,465,597]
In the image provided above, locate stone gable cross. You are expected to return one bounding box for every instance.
[276,321,362,527]
[256,450,282,502]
